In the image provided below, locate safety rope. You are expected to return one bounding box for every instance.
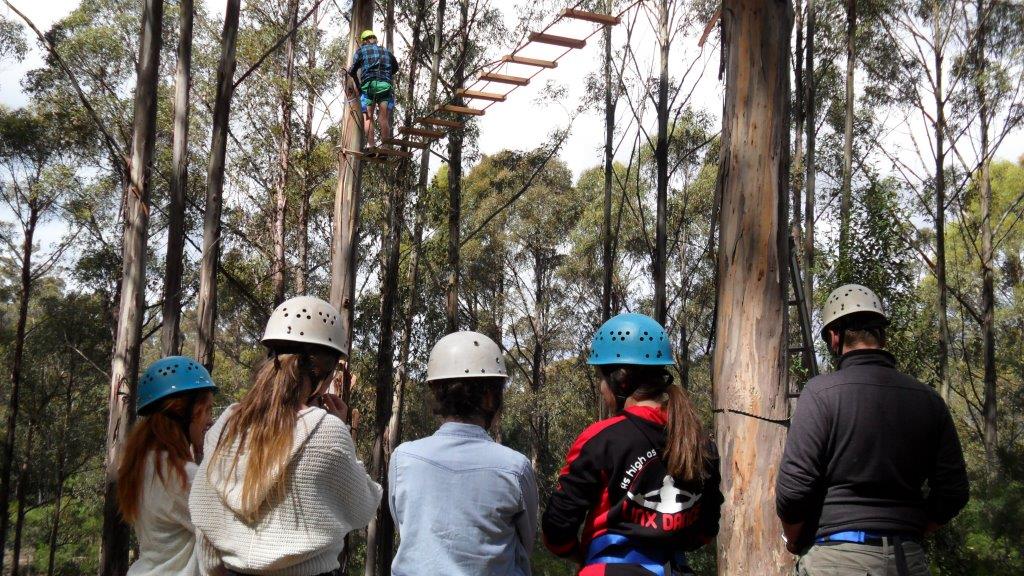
[712,407,791,427]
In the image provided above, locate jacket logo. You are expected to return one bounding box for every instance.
[626,475,700,514]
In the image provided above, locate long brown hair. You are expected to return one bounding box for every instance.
[117,391,211,524]
[209,352,326,522]
[600,365,709,482]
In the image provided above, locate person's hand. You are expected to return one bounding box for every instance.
[782,521,805,554]
[320,393,349,421]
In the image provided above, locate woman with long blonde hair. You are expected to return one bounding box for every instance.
[117,356,217,576]
[189,296,381,576]
[543,313,722,576]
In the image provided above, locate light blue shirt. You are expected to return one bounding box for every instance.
[389,422,538,576]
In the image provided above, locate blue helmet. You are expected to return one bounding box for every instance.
[588,313,674,366]
[137,356,217,415]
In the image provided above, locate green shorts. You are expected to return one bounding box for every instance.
[360,80,395,111]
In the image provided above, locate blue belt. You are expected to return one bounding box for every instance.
[586,534,686,576]
[816,530,889,544]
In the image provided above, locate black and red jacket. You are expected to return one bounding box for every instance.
[542,406,722,568]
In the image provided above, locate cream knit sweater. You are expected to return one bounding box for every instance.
[190,405,382,576]
[127,453,199,576]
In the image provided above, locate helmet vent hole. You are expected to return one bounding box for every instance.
[616,353,621,357]
[300,331,305,336]
[464,369,470,373]
[625,331,630,335]
[474,341,480,346]
[645,354,650,358]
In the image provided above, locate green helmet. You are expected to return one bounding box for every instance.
[361,29,377,41]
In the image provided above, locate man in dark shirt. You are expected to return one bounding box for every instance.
[347,30,399,149]
[776,283,969,576]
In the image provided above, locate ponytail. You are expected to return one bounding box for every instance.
[663,384,708,482]
[602,364,709,483]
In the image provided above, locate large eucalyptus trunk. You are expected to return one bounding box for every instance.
[161,0,194,356]
[0,203,37,573]
[100,2,164,574]
[839,0,856,271]
[330,0,372,351]
[713,1,792,573]
[195,0,240,370]
[272,0,299,306]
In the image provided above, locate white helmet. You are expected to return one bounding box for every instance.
[426,331,508,382]
[820,283,888,340]
[262,296,346,356]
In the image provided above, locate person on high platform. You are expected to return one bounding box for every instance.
[347,29,399,149]
[543,313,722,576]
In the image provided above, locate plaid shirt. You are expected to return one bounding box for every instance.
[348,44,398,84]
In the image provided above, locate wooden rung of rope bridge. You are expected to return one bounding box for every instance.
[456,88,506,102]
[419,117,464,129]
[442,104,485,116]
[393,5,624,148]
[383,138,429,150]
[478,72,531,86]
[529,32,586,49]
[400,126,446,139]
[560,8,622,25]
[502,55,558,68]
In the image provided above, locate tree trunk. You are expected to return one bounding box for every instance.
[272,0,299,306]
[793,0,804,234]
[365,2,424,572]
[100,2,163,574]
[976,0,996,469]
[803,0,816,304]
[933,0,950,401]
[47,372,74,576]
[11,424,34,576]
[839,0,855,271]
[713,1,792,574]
[195,0,240,370]
[653,0,669,323]
[530,251,548,469]
[363,167,406,576]
[296,3,320,295]
[445,0,469,333]
[161,0,194,356]
[600,0,616,420]
[329,0,372,354]
[0,204,36,573]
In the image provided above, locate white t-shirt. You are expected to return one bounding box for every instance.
[127,452,199,576]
